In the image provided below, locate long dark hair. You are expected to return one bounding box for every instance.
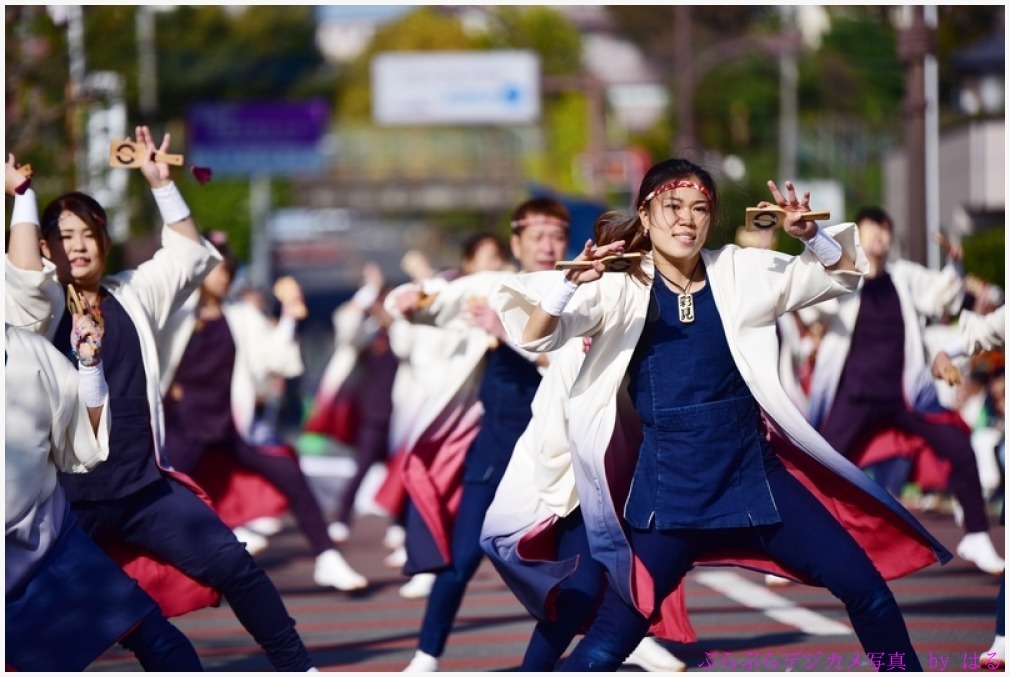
[594,158,719,284]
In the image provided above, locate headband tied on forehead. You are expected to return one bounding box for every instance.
[639,179,713,209]
[510,215,570,232]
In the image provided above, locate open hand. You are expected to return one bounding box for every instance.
[136,125,173,188]
[763,180,818,241]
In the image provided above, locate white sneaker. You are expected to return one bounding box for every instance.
[399,573,437,600]
[327,521,351,543]
[385,545,408,569]
[233,526,269,556]
[314,549,368,591]
[624,636,686,672]
[764,573,791,587]
[956,532,1005,575]
[245,515,284,536]
[403,650,439,672]
[384,524,406,550]
[982,635,1005,668]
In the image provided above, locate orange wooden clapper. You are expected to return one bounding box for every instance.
[109,139,184,168]
[555,252,643,273]
[744,206,830,231]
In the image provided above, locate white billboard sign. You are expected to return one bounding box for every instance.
[372,50,540,125]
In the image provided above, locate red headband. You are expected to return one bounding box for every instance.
[510,215,570,231]
[639,180,713,208]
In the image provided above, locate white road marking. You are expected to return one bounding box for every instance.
[695,570,853,635]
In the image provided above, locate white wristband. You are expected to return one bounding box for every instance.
[151,181,191,225]
[540,277,579,317]
[352,284,381,310]
[79,362,109,408]
[11,188,40,228]
[804,227,843,266]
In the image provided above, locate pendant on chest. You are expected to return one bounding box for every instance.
[677,293,695,324]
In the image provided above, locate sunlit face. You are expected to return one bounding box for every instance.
[461,239,506,275]
[40,211,108,290]
[857,218,893,262]
[639,184,711,263]
[510,218,568,273]
[201,260,233,301]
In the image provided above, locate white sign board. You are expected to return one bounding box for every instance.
[372,50,540,125]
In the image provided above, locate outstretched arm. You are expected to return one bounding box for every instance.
[136,125,201,244]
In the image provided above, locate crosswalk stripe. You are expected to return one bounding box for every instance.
[694,570,853,636]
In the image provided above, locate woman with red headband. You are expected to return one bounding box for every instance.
[492,158,950,671]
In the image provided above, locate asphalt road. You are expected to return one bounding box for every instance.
[88,499,1004,673]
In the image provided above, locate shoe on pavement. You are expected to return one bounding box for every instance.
[314,549,368,591]
[233,526,269,556]
[328,521,350,543]
[384,524,406,550]
[956,532,1005,575]
[385,545,408,569]
[764,574,791,587]
[245,515,284,536]
[403,650,439,672]
[624,636,686,672]
[400,573,437,600]
[982,635,1005,668]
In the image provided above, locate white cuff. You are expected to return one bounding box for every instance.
[151,181,191,225]
[540,277,579,317]
[11,188,40,228]
[276,315,297,341]
[79,362,109,408]
[352,284,381,310]
[804,227,843,266]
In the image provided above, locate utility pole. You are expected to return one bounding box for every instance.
[778,6,799,184]
[898,6,934,266]
[672,5,696,159]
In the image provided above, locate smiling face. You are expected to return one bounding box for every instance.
[639,181,712,266]
[40,211,108,291]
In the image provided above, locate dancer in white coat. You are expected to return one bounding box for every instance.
[492,158,949,671]
[4,129,315,670]
[805,206,1003,575]
[159,233,367,591]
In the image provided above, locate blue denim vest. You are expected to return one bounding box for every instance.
[624,278,781,529]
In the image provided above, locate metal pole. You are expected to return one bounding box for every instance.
[137,7,158,117]
[778,6,798,184]
[673,5,696,159]
[250,173,273,291]
[924,5,941,270]
[66,6,87,191]
[898,6,932,266]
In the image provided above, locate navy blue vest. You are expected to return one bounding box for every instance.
[624,277,781,529]
[55,290,162,501]
[462,344,542,486]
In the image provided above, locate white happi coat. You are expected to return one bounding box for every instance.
[5,324,110,594]
[804,258,965,429]
[158,291,304,442]
[5,226,222,469]
[491,223,949,618]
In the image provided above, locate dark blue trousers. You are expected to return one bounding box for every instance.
[520,509,604,671]
[561,467,922,671]
[72,476,312,671]
[417,481,498,656]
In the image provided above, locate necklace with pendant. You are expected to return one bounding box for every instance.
[655,258,702,324]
